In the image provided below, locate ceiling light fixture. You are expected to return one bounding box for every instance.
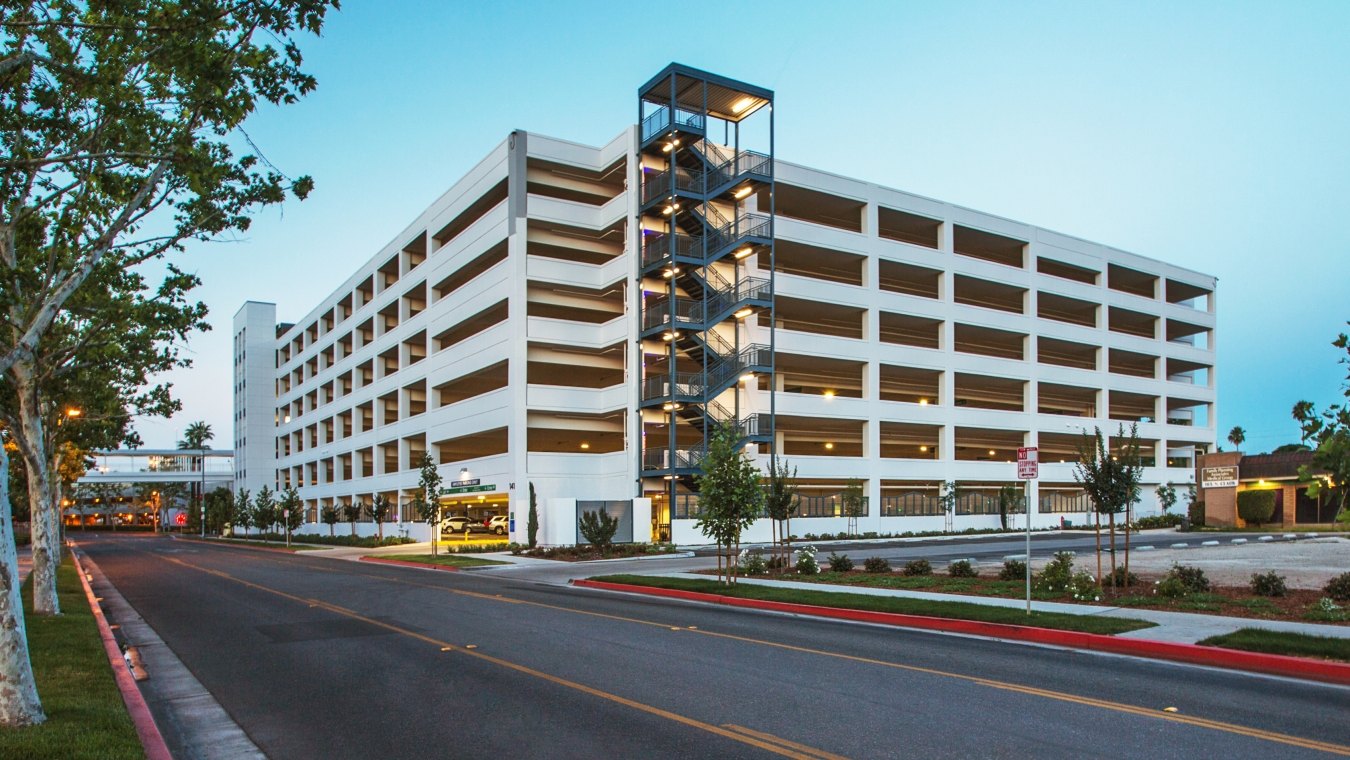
[733,247,753,259]
[734,307,753,319]
[733,186,753,200]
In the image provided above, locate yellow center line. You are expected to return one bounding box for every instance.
[152,543,1350,756]
[724,723,851,760]
[152,555,826,759]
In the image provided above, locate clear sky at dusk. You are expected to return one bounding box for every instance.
[136,0,1349,454]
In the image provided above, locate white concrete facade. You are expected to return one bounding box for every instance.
[234,77,1216,546]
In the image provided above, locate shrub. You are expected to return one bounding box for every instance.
[827,552,854,572]
[948,559,977,578]
[795,545,819,575]
[507,541,524,556]
[1108,566,1140,588]
[740,549,768,576]
[863,556,891,573]
[1133,513,1184,530]
[1236,490,1276,526]
[1034,552,1078,593]
[767,554,789,571]
[902,558,932,576]
[578,508,619,550]
[1250,571,1287,597]
[1325,571,1350,602]
[999,559,1027,581]
[1156,564,1209,597]
[1187,499,1206,528]
[1310,597,1347,622]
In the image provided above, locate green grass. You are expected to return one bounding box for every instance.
[370,554,507,567]
[591,574,1155,635]
[0,559,143,759]
[1199,628,1350,663]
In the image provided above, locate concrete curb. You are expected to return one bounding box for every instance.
[70,549,173,760]
[359,556,460,572]
[572,579,1350,687]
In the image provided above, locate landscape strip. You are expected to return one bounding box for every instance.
[359,556,460,572]
[573,578,1350,687]
[70,549,173,760]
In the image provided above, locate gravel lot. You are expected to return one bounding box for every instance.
[1011,533,1349,589]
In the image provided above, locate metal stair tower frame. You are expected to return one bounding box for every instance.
[636,64,776,509]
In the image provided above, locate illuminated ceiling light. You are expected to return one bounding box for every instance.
[580,442,590,450]
[920,445,929,453]
[733,247,753,259]
[918,398,929,405]
[283,414,291,423]
[733,186,753,200]
[824,442,835,450]
[988,449,996,456]
[662,143,674,153]
[740,372,754,383]
[823,390,836,399]
[662,267,680,278]
[731,96,755,114]
[734,307,753,319]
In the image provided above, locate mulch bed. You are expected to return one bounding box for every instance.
[703,567,1348,625]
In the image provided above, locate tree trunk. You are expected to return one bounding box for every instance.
[329,523,334,538]
[1123,502,1132,587]
[1108,511,1118,586]
[0,438,46,726]
[1094,510,1102,589]
[12,360,59,616]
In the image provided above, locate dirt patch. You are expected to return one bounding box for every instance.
[1067,536,1349,590]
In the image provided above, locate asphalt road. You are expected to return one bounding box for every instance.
[80,533,1349,759]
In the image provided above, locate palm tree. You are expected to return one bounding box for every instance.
[1227,426,1246,451]
[178,422,214,535]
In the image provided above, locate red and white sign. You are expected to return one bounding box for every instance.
[1017,446,1039,480]
[174,512,187,526]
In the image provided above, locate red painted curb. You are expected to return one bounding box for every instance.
[70,549,173,760]
[572,579,1350,686]
[360,556,460,572]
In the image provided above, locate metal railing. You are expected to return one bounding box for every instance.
[642,107,706,141]
[642,296,704,330]
[641,448,703,471]
[798,494,870,518]
[1040,492,1092,513]
[880,492,943,517]
[642,231,699,266]
[642,372,704,401]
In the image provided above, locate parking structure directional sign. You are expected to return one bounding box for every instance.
[1017,446,1038,480]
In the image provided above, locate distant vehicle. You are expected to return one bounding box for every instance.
[442,516,488,535]
[487,515,509,535]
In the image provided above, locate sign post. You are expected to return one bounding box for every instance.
[1017,446,1039,614]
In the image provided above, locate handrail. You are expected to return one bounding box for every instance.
[642,231,699,266]
[641,107,706,142]
[642,373,704,400]
[642,296,703,330]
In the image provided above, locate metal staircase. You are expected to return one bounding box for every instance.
[636,65,776,496]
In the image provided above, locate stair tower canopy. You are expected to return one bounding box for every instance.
[636,64,776,510]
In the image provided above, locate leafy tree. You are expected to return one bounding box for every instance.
[278,487,302,540]
[527,482,539,549]
[1272,442,1311,454]
[253,486,276,542]
[368,494,392,541]
[1293,325,1350,526]
[0,2,337,724]
[841,478,865,537]
[203,486,233,535]
[763,456,799,570]
[694,424,764,585]
[1155,482,1177,513]
[1236,490,1276,526]
[1073,425,1143,587]
[321,505,339,537]
[1227,426,1247,451]
[341,501,362,537]
[414,452,442,554]
[578,508,619,553]
[938,481,961,532]
[232,488,252,536]
[997,484,1024,531]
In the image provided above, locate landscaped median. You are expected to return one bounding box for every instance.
[576,575,1350,686]
[0,558,146,760]
[361,554,509,571]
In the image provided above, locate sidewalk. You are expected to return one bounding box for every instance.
[638,571,1350,644]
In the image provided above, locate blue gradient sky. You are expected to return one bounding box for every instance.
[137,0,1349,452]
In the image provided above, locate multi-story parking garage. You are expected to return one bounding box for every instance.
[233,64,1217,545]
